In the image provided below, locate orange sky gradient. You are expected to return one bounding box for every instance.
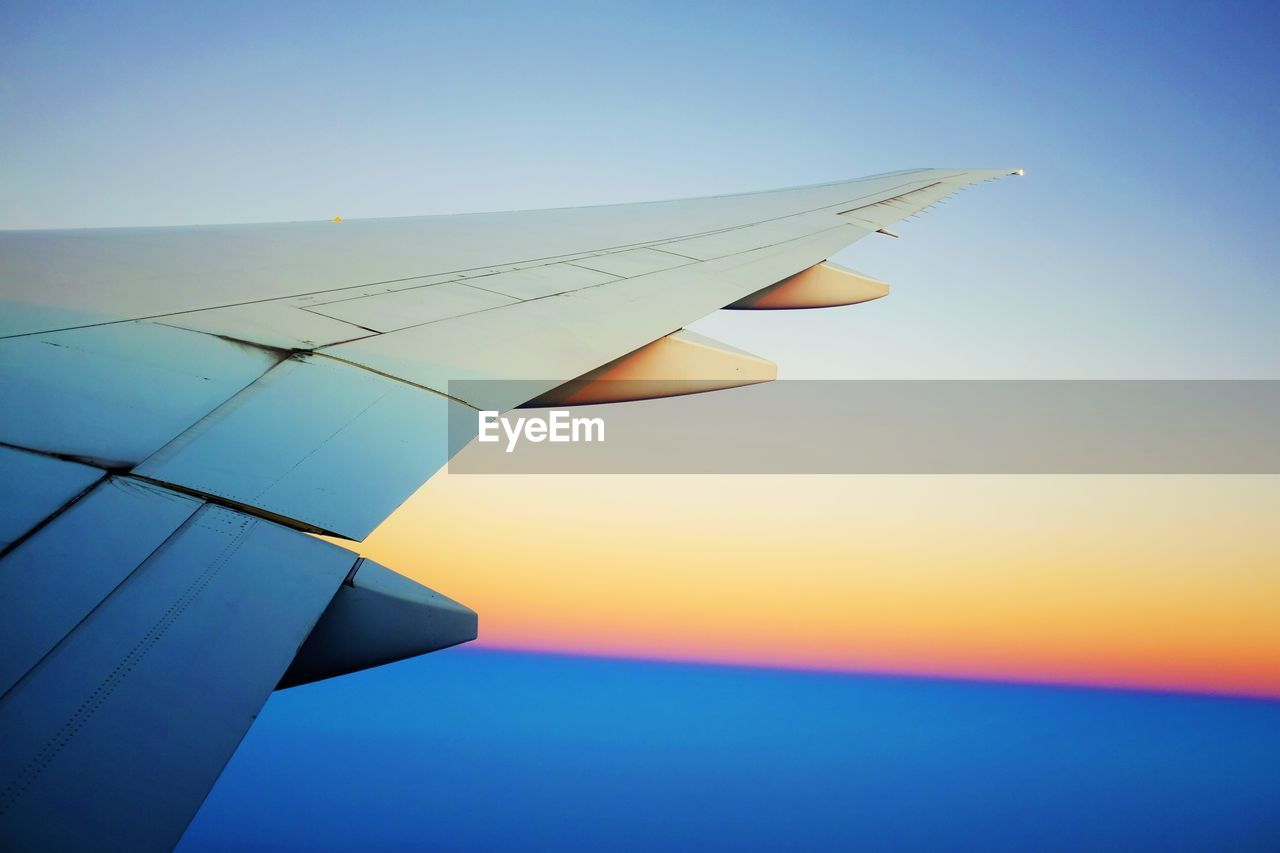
[344,472,1280,700]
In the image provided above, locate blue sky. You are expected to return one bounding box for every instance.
[3,1,1277,228]
[4,2,1279,847]
[4,1,1277,381]
[182,649,1280,851]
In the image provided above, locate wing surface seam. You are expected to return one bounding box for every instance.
[0,481,203,704]
[0,509,255,818]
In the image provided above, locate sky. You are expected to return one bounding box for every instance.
[4,0,1279,847]
[181,649,1280,852]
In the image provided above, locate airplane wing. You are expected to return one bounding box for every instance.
[0,167,1019,848]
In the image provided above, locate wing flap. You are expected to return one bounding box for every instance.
[0,477,203,697]
[0,497,357,850]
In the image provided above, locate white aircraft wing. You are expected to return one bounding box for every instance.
[0,167,1019,848]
